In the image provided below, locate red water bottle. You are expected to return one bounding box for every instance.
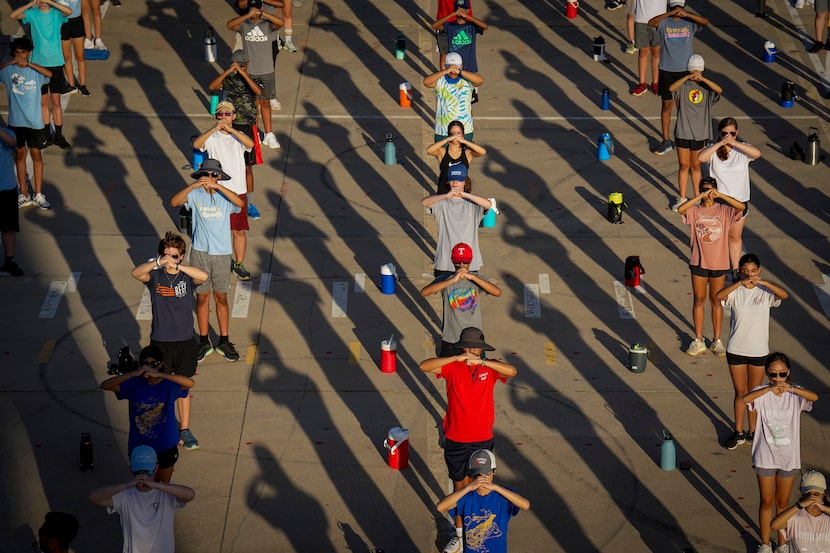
[624,256,644,287]
[383,427,409,469]
[566,1,578,18]
[380,337,397,373]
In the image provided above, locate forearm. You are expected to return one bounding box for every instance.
[465,141,486,156]
[420,280,452,297]
[714,282,740,301]
[743,385,771,403]
[770,504,798,530]
[731,141,762,160]
[240,72,263,96]
[100,371,138,391]
[170,183,197,207]
[483,359,516,378]
[436,487,470,512]
[208,72,229,92]
[159,373,195,389]
[419,357,453,373]
[723,195,746,211]
[468,276,501,297]
[28,62,51,78]
[491,484,530,510]
[702,78,722,94]
[791,386,818,402]
[226,14,248,31]
[422,193,450,208]
[261,12,283,28]
[131,259,159,280]
[217,186,244,207]
[668,76,689,93]
[761,282,788,300]
[423,70,448,88]
[89,482,132,505]
[152,482,196,502]
[463,193,492,209]
[49,0,72,16]
[468,16,488,30]
[192,129,215,149]
[687,13,708,25]
[462,70,484,86]
[177,263,208,282]
[647,13,667,26]
[228,126,254,148]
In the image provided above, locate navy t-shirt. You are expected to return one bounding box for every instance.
[147,270,196,342]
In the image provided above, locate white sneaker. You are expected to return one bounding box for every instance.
[18,194,33,208]
[795,0,805,8]
[776,543,791,553]
[270,98,281,110]
[671,197,685,212]
[685,339,707,356]
[263,132,280,149]
[757,545,773,553]
[84,38,95,49]
[443,535,462,553]
[32,193,51,210]
[94,38,108,51]
[710,339,726,357]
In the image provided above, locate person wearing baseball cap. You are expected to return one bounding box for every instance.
[421,242,502,357]
[437,449,530,553]
[89,444,196,553]
[420,331,517,552]
[771,470,830,552]
[424,47,484,145]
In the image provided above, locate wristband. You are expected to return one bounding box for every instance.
[155,256,161,269]
[797,502,805,510]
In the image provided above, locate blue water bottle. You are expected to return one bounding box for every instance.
[600,88,610,110]
[209,94,220,115]
[384,133,397,165]
[661,430,676,471]
[597,132,613,160]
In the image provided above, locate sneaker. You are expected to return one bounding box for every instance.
[179,429,199,450]
[269,97,281,110]
[232,261,252,280]
[808,41,823,53]
[654,139,674,155]
[247,203,262,219]
[471,88,479,104]
[631,82,649,96]
[671,197,685,212]
[795,0,805,6]
[18,194,33,208]
[710,339,726,357]
[216,341,240,361]
[605,0,624,9]
[757,544,773,553]
[196,341,213,363]
[1,259,23,276]
[110,0,122,6]
[78,84,91,97]
[263,132,280,149]
[747,431,755,444]
[53,134,71,150]
[84,38,94,49]
[685,338,707,356]
[776,543,790,553]
[32,193,51,210]
[63,84,77,95]
[725,430,746,450]
[651,82,659,95]
[94,38,108,51]
[443,536,462,553]
[283,39,297,53]
[624,41,638,54]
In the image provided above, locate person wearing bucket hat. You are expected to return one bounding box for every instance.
[424,51,484,145]
[421,242,502,357]
[420,328,517,553]
[771,470,830,552]
[89,445,196,553]
[437,449,530,553]
[170,160,244,365]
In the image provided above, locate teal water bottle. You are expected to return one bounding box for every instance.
[395,33,406,60]
[209,94,219,115]
[661,430,676,471]
[384,133,396,165]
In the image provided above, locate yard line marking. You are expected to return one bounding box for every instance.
[331,282,349,318]
[136,288,153,320]
[231,280,252,318]
[614,281,636,319]
[538,273,551,294]
[524,284,541,318]
[66,272,81,292]
[813,274,830,320]
[39,281,67,319]
[354,273,366,294]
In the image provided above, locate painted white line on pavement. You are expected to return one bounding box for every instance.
[354,272,366,293]
[39,281,67,319]
[136,288,152,320]
[538,273,551,294]
[813,274,830,319]
[614,280,636,319]
[331,282,349,318]
[524,284,541,318]
[66,272,81,292]
[259,272,271,294]
[231,280,252,319]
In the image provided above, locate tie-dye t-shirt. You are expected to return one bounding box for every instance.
[434,272,491,344]
[433,75,474,137]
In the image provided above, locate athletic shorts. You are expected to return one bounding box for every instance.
[739,202,749,219]
[658,70,689,100]
[436,30,449,55]
[61,16,85,40]
[151,338,198,377]
[0,188,19,232]
[634,23,660,49]
[251,72,276,100]
[444,438,495,482]
[816,0,829,12]
[233,123,261,166]
[192,250,232,294]
[675,138,706,150]
[755,467,801,478]
[689,265,728,278]
[41,67,66,94]
[726,351,767,367]
[230,193,249,231]
[155,445,180,469]
[9,126,49,150]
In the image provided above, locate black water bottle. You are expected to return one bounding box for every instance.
[80,433,94,472]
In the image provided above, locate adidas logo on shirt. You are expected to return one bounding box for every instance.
[245,26,269,43]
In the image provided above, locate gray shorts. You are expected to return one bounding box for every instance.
[816,0,829,12]
[192,250,232,294]
[634,22,661,49]
[755,467,801,478]
[251,72,276,100]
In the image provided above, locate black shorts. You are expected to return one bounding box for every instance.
[233,123,261,166]
[0,188,19,232]
[61,16,85,40]
[659,70,689,100]
[726,351,767,367]
[689,265,728,278]
[151,338,198,377]
[444,438,494,482]
[9,126,49,150]
[436,30,449,55]
[675,138,706,150]
[155,445,180,469]
[41,67,66,94]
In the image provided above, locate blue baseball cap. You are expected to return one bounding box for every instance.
[130,446,157,473]
[447,163,468,182]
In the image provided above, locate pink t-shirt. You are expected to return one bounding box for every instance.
[748,386,813,471]
[683,203,741,270]
[786,510,830,552]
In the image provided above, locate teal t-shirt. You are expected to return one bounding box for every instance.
[23,7,68,66]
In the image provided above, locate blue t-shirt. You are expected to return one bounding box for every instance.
[116,377,188,453]
[657,18,702,72]
[451,488,522,553]
[0,65,49,128]
[23,8,68,66]
[0,128,16,191]
[185,186,241,255]
[146,270,197,342]
[56,0,82,19]
[444,21,483,73]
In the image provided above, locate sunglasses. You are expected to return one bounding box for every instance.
[132,469,154,476]
[767,371,789,378]
[215,112,234,117]
[166,253,181,260]
[720,131,737,136]
[141,360,162,368]
[198,172,220,179]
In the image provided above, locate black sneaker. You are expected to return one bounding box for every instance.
[196,341,213,363]
[746,432,754,444]
[808,41,823,53]
[724,430,746,450]
[63,84,77,95]
[216,341,240,361]
[605,0,624,9]
[78,84,91,97]
[110,0,122,6]
[232,261,251,281]
[1,259,23,276]
[53,134,71,150]
[471,89,479,104]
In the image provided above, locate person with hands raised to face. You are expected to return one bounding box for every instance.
[436,449,530,553]
[715,253,788,452]
[424,52,483,144]
[89,445,196,553]
[426,120,486,194]
[99,346,195,483]
[771,470,830,552]
[744,353,818,553]
[432,0,488,74]
[677,177,745,357]
[170,160,244,364]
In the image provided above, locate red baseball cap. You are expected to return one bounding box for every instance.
[451,243,473,264]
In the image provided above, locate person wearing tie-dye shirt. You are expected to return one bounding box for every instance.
[424,51,484,143]
[421,242,501,357]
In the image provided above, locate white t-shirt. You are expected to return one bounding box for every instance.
[634,0,666,24]
[199,131,251,196]
[748,386,812,471]
[724,285,782,357]
[786,510,830,553]
[708,146,754,202]
[109,487,186,553]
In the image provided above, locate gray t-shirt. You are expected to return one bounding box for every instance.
[431,199,485,272]
[238,19,277,75]
[433,272,490,343]
[657,18,702,72]
[673,79,719,141]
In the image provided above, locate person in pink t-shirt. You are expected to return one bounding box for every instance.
[677,176,745,357]
[744,353,818,553]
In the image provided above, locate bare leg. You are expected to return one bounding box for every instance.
[691,274,708,341]
[774,475,797,545]
[708,275,725,341]
[728,216,746,270]
[259,99,272,134]
[747,364,764,433]
[2,230,15,257]
[651,45,661,84]
[660,99,673,141]
[196,292,211,336]
[214,292,230,335]
[30,148,44,195]
[676,146,690,199]
[232,229,246,264]
[62,40,75,87]
[757,474,775,546]
[728,363,749,432]
[689,148,702,196]
[177,395,191,431]
[14,147,28,193]
[71,35,86,85]
[636,48,648,83]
